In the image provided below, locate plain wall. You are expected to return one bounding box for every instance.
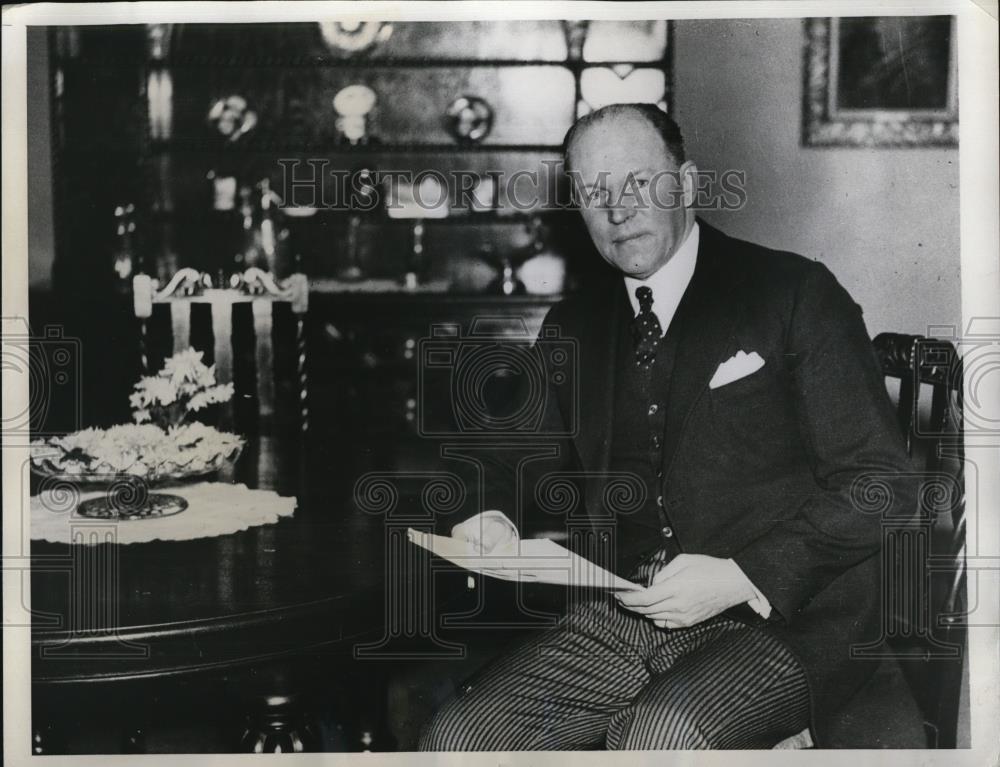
[673,18,961,337]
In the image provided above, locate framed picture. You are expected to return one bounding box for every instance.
[804,16,958,147]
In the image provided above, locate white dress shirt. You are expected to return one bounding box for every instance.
[623,221,700,333]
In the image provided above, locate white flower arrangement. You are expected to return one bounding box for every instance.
[31,349,244,483]
[31,422,244,481]
[130,348,234,428]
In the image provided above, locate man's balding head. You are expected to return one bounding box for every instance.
[563,103,686,171]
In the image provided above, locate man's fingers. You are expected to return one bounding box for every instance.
[451,522,474,541]
[452,524,489,553]
[616,590,683,614]
[452,530,484,552]
[622,599,684,616]
[453,519,514,554]
[653,617,684,630]
[480,520,509,550]
[617,582,680,608]
[651,554,690,584]
[646,610,681,621]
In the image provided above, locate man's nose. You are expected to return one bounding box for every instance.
[608,200,636,225]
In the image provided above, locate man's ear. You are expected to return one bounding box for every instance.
[680,160,699,209]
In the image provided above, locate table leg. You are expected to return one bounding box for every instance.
[239,692,320,753]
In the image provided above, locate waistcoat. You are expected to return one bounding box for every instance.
[607,299,683,576]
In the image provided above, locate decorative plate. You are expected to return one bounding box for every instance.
[318,21,392,53]
[445,96,494,144]
[75,490,190,521]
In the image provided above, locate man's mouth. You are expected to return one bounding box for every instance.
[613,233,649,245]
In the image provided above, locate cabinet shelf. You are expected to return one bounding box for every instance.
[53,54,663,70]
[140,208,578,224]
[145,139,564,154]
[310,288,566,304]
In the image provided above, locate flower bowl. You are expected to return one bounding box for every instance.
[30,423,245,487]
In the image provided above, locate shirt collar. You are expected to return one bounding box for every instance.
[623,221,699,329]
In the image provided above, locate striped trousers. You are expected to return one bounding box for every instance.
[419,553,810,750]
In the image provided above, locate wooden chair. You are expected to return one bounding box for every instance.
[870,332,967,748]
[782,332,967,750]
[132,267,310,435]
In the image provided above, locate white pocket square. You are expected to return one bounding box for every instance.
[709,350,765,389]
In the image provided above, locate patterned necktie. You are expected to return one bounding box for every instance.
[632,286,662,368]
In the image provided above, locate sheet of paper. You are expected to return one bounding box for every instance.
[407,528,643,592]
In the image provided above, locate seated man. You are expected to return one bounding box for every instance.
[419,104,917,750]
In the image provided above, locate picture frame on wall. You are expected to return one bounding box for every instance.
[803,16,958,147]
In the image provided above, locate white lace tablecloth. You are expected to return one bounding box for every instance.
[30,482,297,545]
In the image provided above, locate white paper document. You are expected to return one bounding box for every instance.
[407,528,643,591]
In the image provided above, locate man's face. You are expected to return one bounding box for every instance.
[567,113,694,280]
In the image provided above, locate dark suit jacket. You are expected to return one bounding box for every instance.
[483,220,919,746]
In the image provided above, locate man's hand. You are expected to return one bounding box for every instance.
[451,511,518,555]
[616,554,757,629]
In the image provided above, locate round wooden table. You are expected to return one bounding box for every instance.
[29,434,473,754]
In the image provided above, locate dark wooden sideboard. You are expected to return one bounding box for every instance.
[307,290,561,471]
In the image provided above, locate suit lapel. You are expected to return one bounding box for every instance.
[571,277,628,477]
[660,223,742,481]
